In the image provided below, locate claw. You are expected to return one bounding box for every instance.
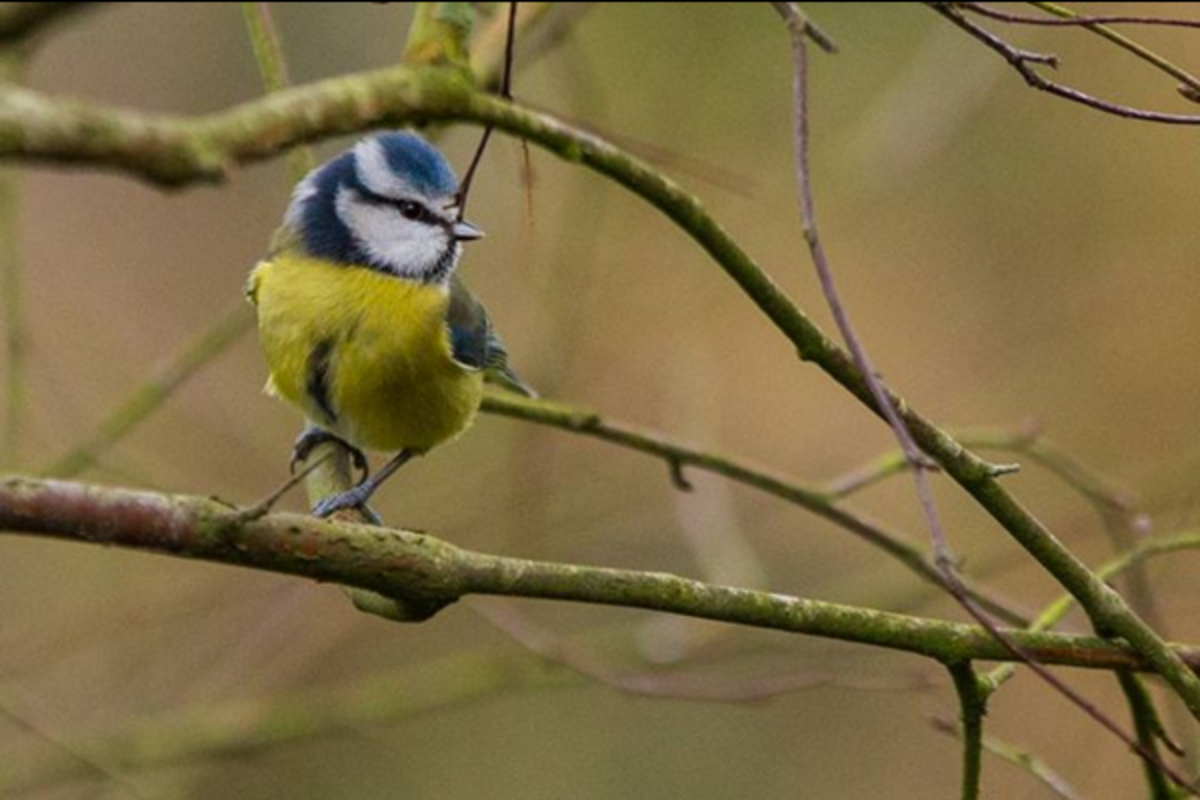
[311,486,383,524]
[308,449,415,525]
[290,427,370,481]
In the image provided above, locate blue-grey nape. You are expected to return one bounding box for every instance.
[372,132,459,199]
[297,151,360,264]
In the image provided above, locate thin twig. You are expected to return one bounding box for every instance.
[774,8,1197,793]
[232,451,332,523]
[1117,670,1177,800]
[984,531,1200,688]
[457,0,518,220]
[963,3,1200,29]
[1026,1,1200,97]
[767,2,837,53]
[483,393,1030,626]
[930,3,1200,124]
[470,2,577,88]
[0,694,147,798]
[775,1,950,564]
[931,716,1083,800]
[1,618,916,792]
[39,301,252,478]
[827,424,1167,647]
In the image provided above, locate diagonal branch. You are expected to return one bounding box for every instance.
[482,395,1029,626]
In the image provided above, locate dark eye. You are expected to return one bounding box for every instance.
[396,200,425,221]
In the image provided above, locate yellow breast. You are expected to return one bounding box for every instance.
[249,254,483,453]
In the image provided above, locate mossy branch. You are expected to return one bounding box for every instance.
[4,475,1198,677]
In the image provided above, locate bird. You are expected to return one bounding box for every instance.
[247,130,532,521]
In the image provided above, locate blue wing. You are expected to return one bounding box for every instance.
[447,275,536,397]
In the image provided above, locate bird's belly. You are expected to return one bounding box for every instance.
[252,257,483,454]
[331,331,483,453]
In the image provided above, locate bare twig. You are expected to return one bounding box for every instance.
[774,7,1196,793]
[1018,1,1200,100]
[931,715,1082,800]
[470,2,593,89]
[457,1,518,220]
[0,694,146,798]
[233,451,332,523]
[767,2,837,53]
[483,393,1030,626]
[774,0,952,566]
[930,3,1200,124]
[1117,669,1177,800]
[40,301,252,478]
[963,3,1200,29]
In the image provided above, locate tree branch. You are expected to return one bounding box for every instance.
[482,393,1029,626]
[3,476,1197,675]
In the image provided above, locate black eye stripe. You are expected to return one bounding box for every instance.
[355,187,442,226]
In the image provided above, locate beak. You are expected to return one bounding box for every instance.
[452,219,485,242]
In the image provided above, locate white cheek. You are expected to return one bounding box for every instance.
[337,192,449,278]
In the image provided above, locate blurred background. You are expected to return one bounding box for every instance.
[2,2,1199,797]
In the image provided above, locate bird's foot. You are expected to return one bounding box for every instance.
[311,485,384,525]
[290,427,369,481]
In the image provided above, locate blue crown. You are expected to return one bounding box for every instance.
[371,132,459,198]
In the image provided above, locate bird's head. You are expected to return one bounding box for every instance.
[284,131,483,284]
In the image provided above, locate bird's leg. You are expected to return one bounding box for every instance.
[290,426,370,482]
[311,449,417,521]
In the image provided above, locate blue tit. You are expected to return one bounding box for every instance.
[247,131,532,520]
